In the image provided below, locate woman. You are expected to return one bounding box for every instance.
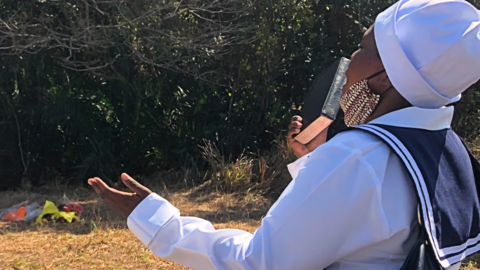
[89,0,480,269]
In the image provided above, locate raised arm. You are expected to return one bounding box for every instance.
[90,142,390,270]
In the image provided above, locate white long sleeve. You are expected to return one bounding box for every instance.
[127,123,422,269]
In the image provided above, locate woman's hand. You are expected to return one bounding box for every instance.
[287,116,310,158]
[88,173,152,218]
[287,116,329,158]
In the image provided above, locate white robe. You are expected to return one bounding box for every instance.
[127,106,459,270]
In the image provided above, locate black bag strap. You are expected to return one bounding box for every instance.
[399,207,442,270]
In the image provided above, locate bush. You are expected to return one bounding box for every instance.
[0,0,479,189]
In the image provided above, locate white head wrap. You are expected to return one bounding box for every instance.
[375,0,480,108]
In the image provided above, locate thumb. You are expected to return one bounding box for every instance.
[121,173,152,197]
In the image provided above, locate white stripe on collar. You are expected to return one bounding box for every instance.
[368,106,454,131]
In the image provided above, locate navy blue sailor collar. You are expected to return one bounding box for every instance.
[353,105,480,269]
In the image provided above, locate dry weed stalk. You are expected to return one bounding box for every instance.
[200,140,253,193]
[200,139,295,195]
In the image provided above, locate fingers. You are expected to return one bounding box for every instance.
[87,177,143,219]
[286,115,311,158]
[90,177,133,196]
[93,177,110,194]
[89,178,110,199]
[89,178,105,198]
[289,116,303,134]
[289,122,302,132]
[288,122,303,139]
[121,173,141,193]
[121,173,152,197]
[291,121,302,129]
[288,128,300,138]
[291,115,303,122]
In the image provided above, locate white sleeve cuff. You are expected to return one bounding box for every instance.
[127,193,180,247]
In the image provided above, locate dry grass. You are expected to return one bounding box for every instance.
[199,139,295,196]
[0,185,272,270]
[1,183,480,269]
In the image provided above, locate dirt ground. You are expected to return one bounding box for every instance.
[0,185,479,270]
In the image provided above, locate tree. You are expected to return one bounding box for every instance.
[0,0,479,189]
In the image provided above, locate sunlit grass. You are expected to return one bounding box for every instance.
[1,168,480,269]
[0,186,269,269]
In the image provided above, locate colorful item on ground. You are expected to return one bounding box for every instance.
[1,198,83,224]
[62,203,83,214]
[36,200,82,224]
[0,201,30,221]
[18,203,43,221]
[2,206,26,221]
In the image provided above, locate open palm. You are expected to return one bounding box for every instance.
[88,173,152,218]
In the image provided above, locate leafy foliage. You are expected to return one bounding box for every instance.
[0,0,479,189]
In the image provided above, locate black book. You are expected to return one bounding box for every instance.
[295,58,350,145]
